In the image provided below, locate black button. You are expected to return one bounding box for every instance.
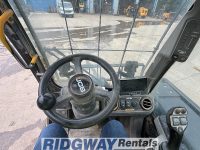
[181,108,187,114]
[175,108,181,114]
[120,99,126,110]
[131,101,137,107]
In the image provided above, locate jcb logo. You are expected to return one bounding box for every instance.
[76,79,86,93]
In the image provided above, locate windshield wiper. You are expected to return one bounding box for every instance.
[61,0,73,54]
[97,0,103,57]
[117,0,141,77]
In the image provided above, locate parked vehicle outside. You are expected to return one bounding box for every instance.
[57,1,74,17]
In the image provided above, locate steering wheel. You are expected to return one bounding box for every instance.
[37,54,120,128]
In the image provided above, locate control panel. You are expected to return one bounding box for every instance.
[119,96,141,110]
[111,95,154,116]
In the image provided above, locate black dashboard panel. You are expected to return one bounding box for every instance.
[111,95,154,116]
[111,78,153,116]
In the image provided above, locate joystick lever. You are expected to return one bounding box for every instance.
[166,107,188,150]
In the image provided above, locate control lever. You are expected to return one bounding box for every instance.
[166,107,188,150]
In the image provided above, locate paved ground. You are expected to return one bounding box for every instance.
[0,12,200,149]
[0,46,46,150]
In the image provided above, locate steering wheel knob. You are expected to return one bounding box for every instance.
[37,93,56,110]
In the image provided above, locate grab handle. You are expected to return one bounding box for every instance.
[0,9,38,69]
[0,9,13,52]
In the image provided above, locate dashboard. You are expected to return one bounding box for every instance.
[55,78,154,118]
[111,78,154,116]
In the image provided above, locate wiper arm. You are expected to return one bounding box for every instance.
[61,0,73,54]
[97,0,103,57]
[118,1,141,77]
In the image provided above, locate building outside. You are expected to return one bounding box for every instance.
[23,0,135,15]
[25,0,56,12]
[22,0,177,17]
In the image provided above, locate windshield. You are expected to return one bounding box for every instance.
[9,0,195,83]
[63,2,72,8]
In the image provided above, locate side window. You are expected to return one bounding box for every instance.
[164,40,200,107]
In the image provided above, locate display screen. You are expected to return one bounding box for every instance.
[120,78,148,94]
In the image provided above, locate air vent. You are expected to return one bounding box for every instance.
[140,98,153,110]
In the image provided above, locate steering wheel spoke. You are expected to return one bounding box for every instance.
[72,57,83,74]
[94,86,113,101]
[55,94,72,106]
